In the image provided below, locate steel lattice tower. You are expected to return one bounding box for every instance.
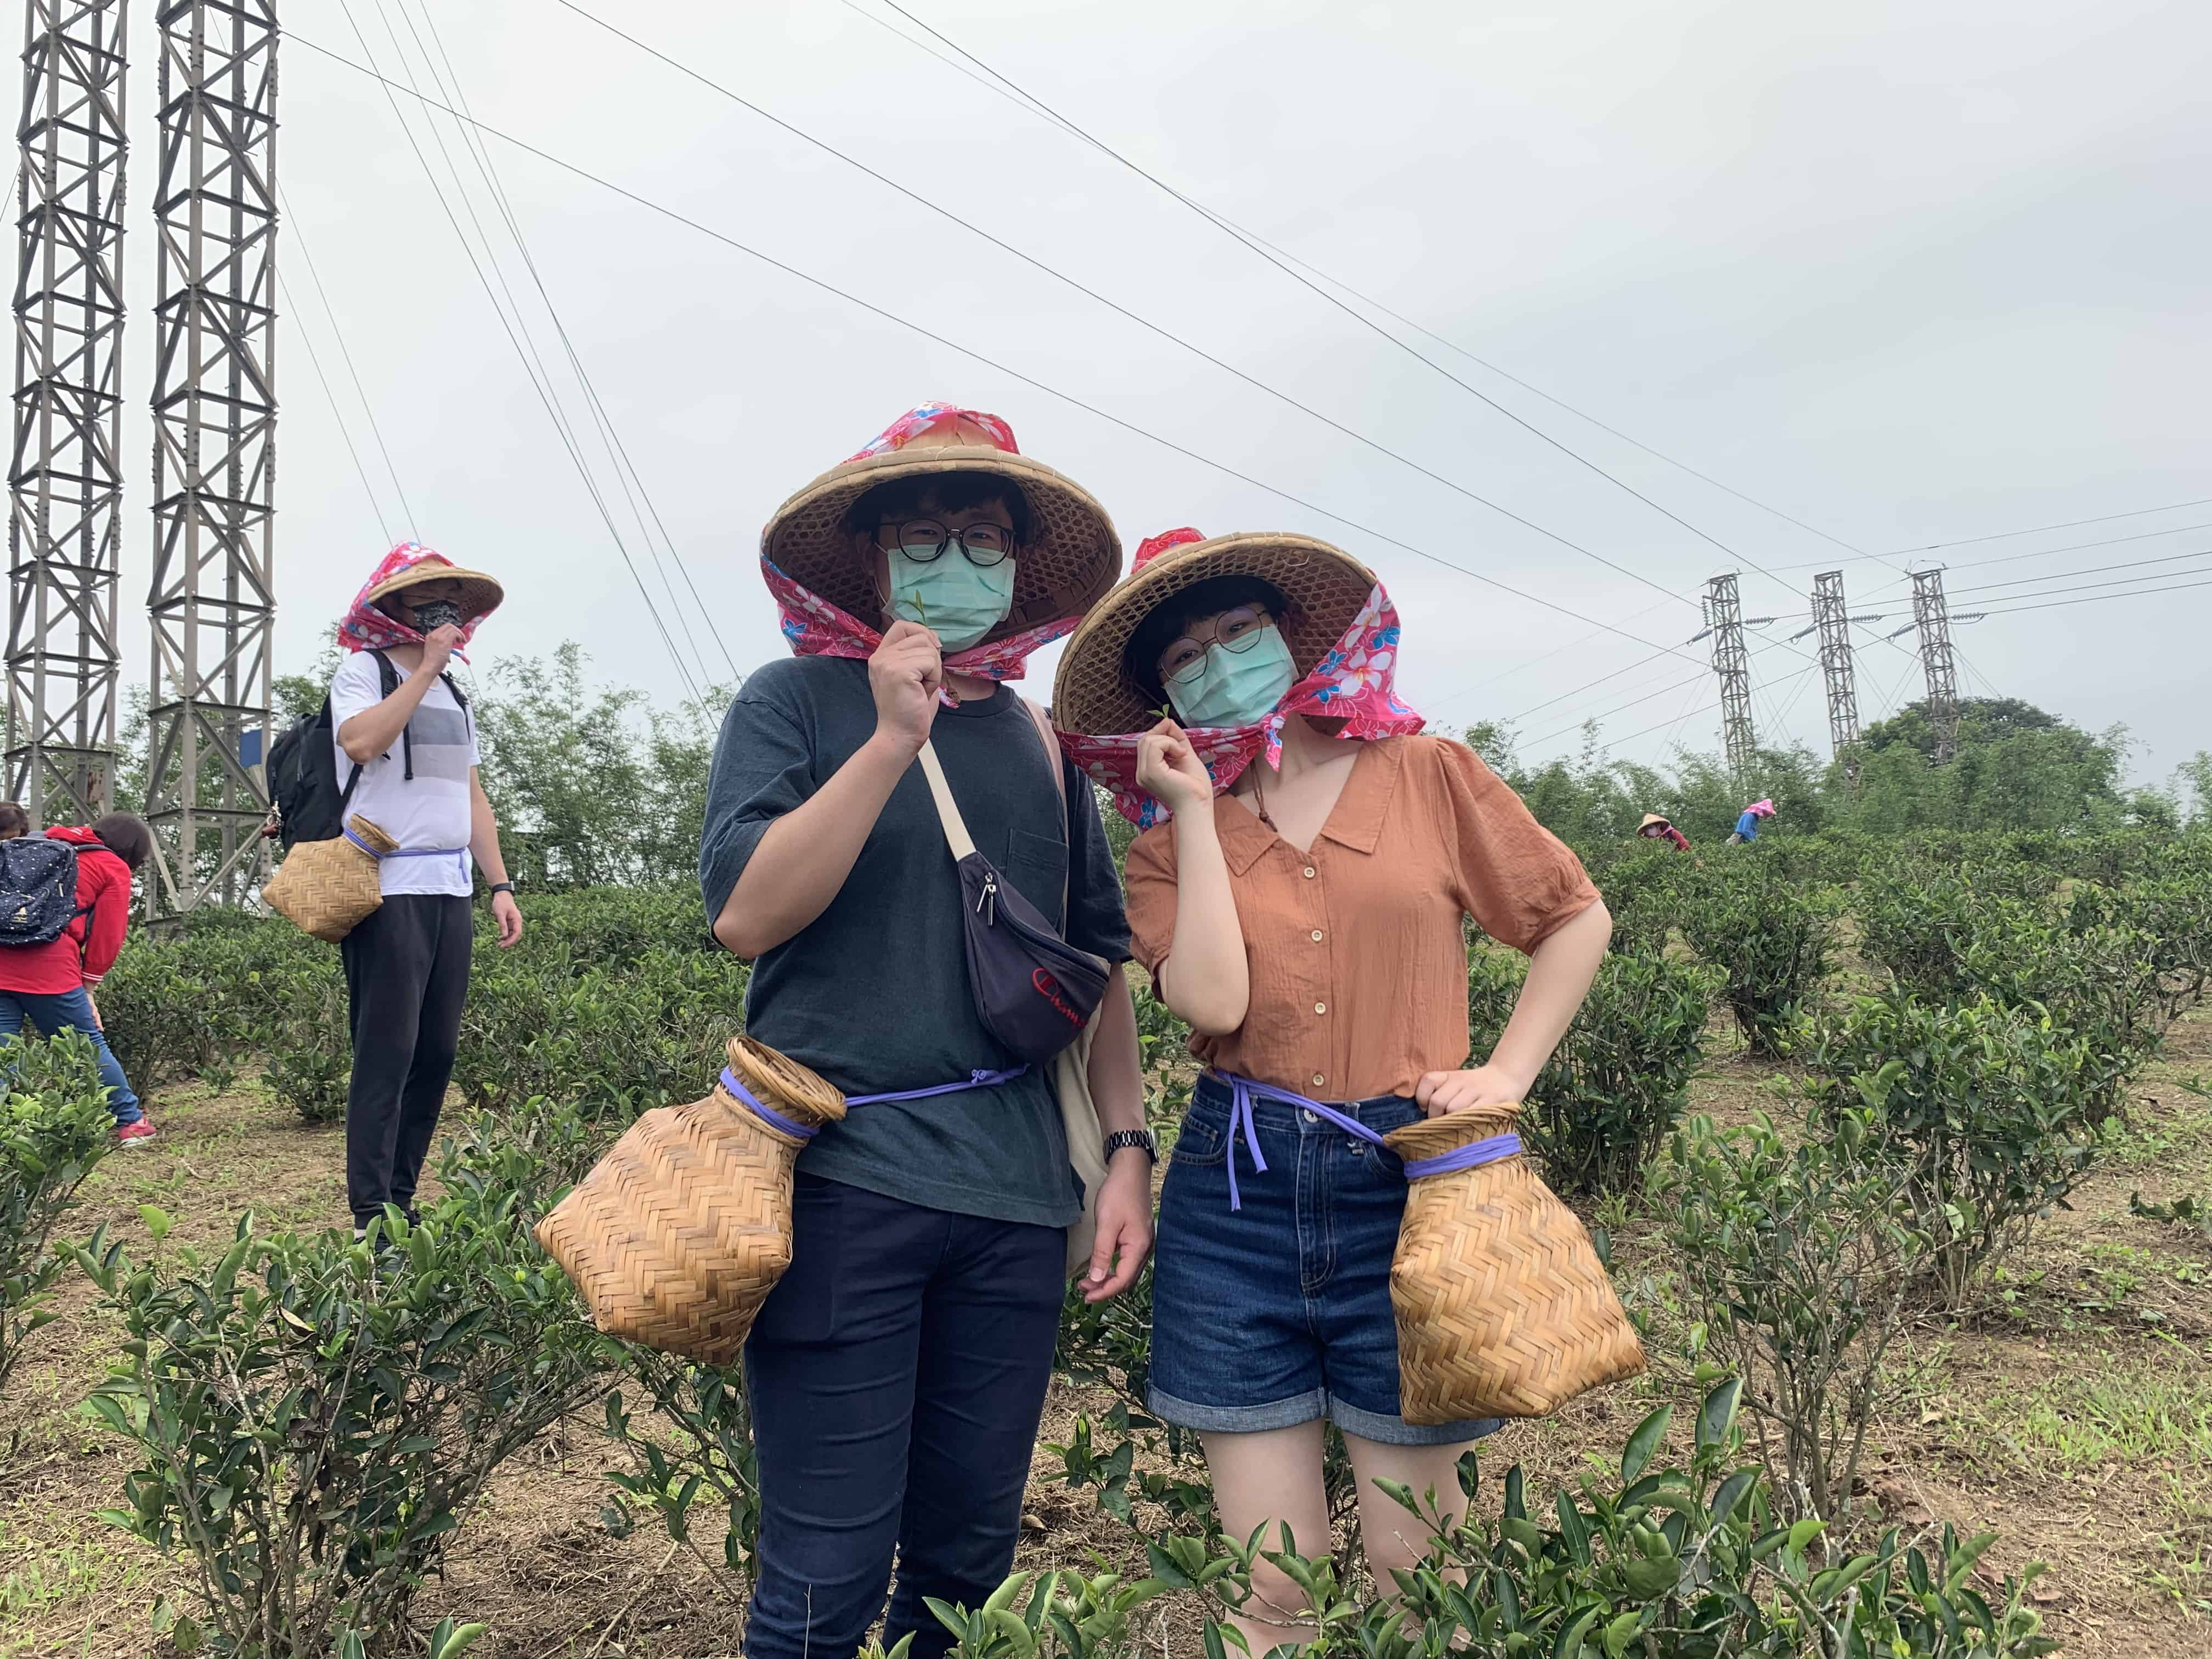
[8,0,129,827]
[1810,569,1861,778]
[144,0,276,915]
[1911,568,1960,763]
[1703,573,1756,774]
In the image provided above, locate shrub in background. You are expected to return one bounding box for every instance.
[1804,987,2102,1309]
[0,1031,115,1415]
[77,1180,614,1656]
[1467,947,1717,1198]
[1656,1105,1926,1528]
[1675,857,1842,1056]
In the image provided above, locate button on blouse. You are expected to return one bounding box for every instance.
[1125,735,1601,1102]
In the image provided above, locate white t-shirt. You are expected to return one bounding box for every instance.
[329,651,481,898]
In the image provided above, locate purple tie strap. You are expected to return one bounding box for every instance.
[724,1064,1026,1140]
[1402,1133,1522,1180]
[845,1066,1026,1107]
[1215,1071,1520,1210]
[722,1068,821,1141]
[342,829,469,877]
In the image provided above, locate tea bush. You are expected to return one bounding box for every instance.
[0,1031,115,1414]
[929,1379,2055,1659]
[1803,987,2102,1308]
[1468,947,1719,1198]
[1587,842,1683,954]
[1655,1105,1927,1530]
[77,1183,615,1657]
[1676,857,1843,1056]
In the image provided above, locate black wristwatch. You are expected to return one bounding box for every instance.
[487,881,516,898]
[1104,1129,1157,1163]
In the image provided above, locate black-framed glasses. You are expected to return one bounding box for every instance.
[882,517,1017,568]
[1159,606,1272,686]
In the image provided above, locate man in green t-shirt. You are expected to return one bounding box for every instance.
[700,406,1151,1659]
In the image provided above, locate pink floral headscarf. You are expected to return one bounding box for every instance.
[762,403,1079,689]
[1057,529,1426,829]
[335,544,489,661]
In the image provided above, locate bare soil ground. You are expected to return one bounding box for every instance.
[4,1014,2210,1656]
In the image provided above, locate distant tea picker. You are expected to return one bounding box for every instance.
[1637,811,1691,851]
[1728,797,1777,845]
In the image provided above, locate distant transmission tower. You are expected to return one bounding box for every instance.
[1910,568,1960,763]
[143,0,278,915]
[8,0,129,827]
[1704,573,1756,774]
[1810,570,1861,779]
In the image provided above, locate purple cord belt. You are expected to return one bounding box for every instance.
[1214,1071,1521,1212]
[720,1065,1028,1141]
[343,828,470,881]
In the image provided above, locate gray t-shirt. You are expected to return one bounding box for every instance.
[699,656,1131,1229]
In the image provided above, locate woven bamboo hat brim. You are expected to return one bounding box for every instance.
[761,445,1121,646]
[363,561,505,625]
[1051,532,1378,736]
[1639,814,1674,833]
[1384,1106,1645,1423]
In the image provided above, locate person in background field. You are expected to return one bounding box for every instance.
[1727,797,1776,845]
[0,811,157,1144]
[0,803,27,839]
[1052,529,1610,1655]
[330,544,523,1240]
[702,404,1149,1659]
[1637,811,1691,851]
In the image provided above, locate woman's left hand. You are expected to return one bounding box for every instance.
[1414,1063,1527,1117]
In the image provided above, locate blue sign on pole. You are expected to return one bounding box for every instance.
[239,727,265,769]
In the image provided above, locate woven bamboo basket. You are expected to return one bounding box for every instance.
[1385,1106,1644,1423]
[261,815,396,942]
[535,1036,847,1364]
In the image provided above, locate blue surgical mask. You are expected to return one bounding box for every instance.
[1167,624,1297,728]
[887,547,1017,650]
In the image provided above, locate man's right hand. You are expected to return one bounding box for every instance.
[868,620,943,755]
[419,623,465,676]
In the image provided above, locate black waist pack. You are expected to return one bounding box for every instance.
[916,732,1106,1064]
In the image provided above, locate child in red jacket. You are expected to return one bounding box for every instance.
[0,812,156,1145]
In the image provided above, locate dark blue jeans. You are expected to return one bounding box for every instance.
[0,987,143,1124]
[742,1173,1065,1659]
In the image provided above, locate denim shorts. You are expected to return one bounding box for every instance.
[1147,1074,1500,1447]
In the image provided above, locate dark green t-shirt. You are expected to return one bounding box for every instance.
[699,657,1131,1229]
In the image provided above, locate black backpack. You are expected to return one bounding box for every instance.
[0,834,90,948]
[267,651,470,852]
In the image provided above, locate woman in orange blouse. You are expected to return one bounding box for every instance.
[1053,531,1609,1652]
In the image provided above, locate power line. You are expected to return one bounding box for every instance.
[280,271,394,545]
[551,1,1713,621]
[1884,497,2212,557]
[330,0,707,703]
[854,0,1837,623]
[1905,518,2212,576]
[1944,546,2212,598]
[402,0,736,685]
[286,31,1740,673]
[279,182,419,540]
[1965,573,2212,619]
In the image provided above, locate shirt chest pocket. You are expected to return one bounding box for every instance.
[1003,827,1068,927]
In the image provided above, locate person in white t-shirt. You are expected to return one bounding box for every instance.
[329,545,523,1236]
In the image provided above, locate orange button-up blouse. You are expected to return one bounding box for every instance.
[1122,735,1601,1101]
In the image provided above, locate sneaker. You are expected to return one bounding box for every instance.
[115,1120,156,1148]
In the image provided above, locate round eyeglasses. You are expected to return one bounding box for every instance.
[1159,606,1272,686]
[883,517,1016,568]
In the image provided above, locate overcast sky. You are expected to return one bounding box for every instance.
[93,0,2212,787]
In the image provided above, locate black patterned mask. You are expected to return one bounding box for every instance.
[412,598,464,633]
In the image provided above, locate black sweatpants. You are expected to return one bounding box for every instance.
[742,1173,1067,1659]
[341,894,472,1229]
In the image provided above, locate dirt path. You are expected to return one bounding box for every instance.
[4,1016,2210,1655]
